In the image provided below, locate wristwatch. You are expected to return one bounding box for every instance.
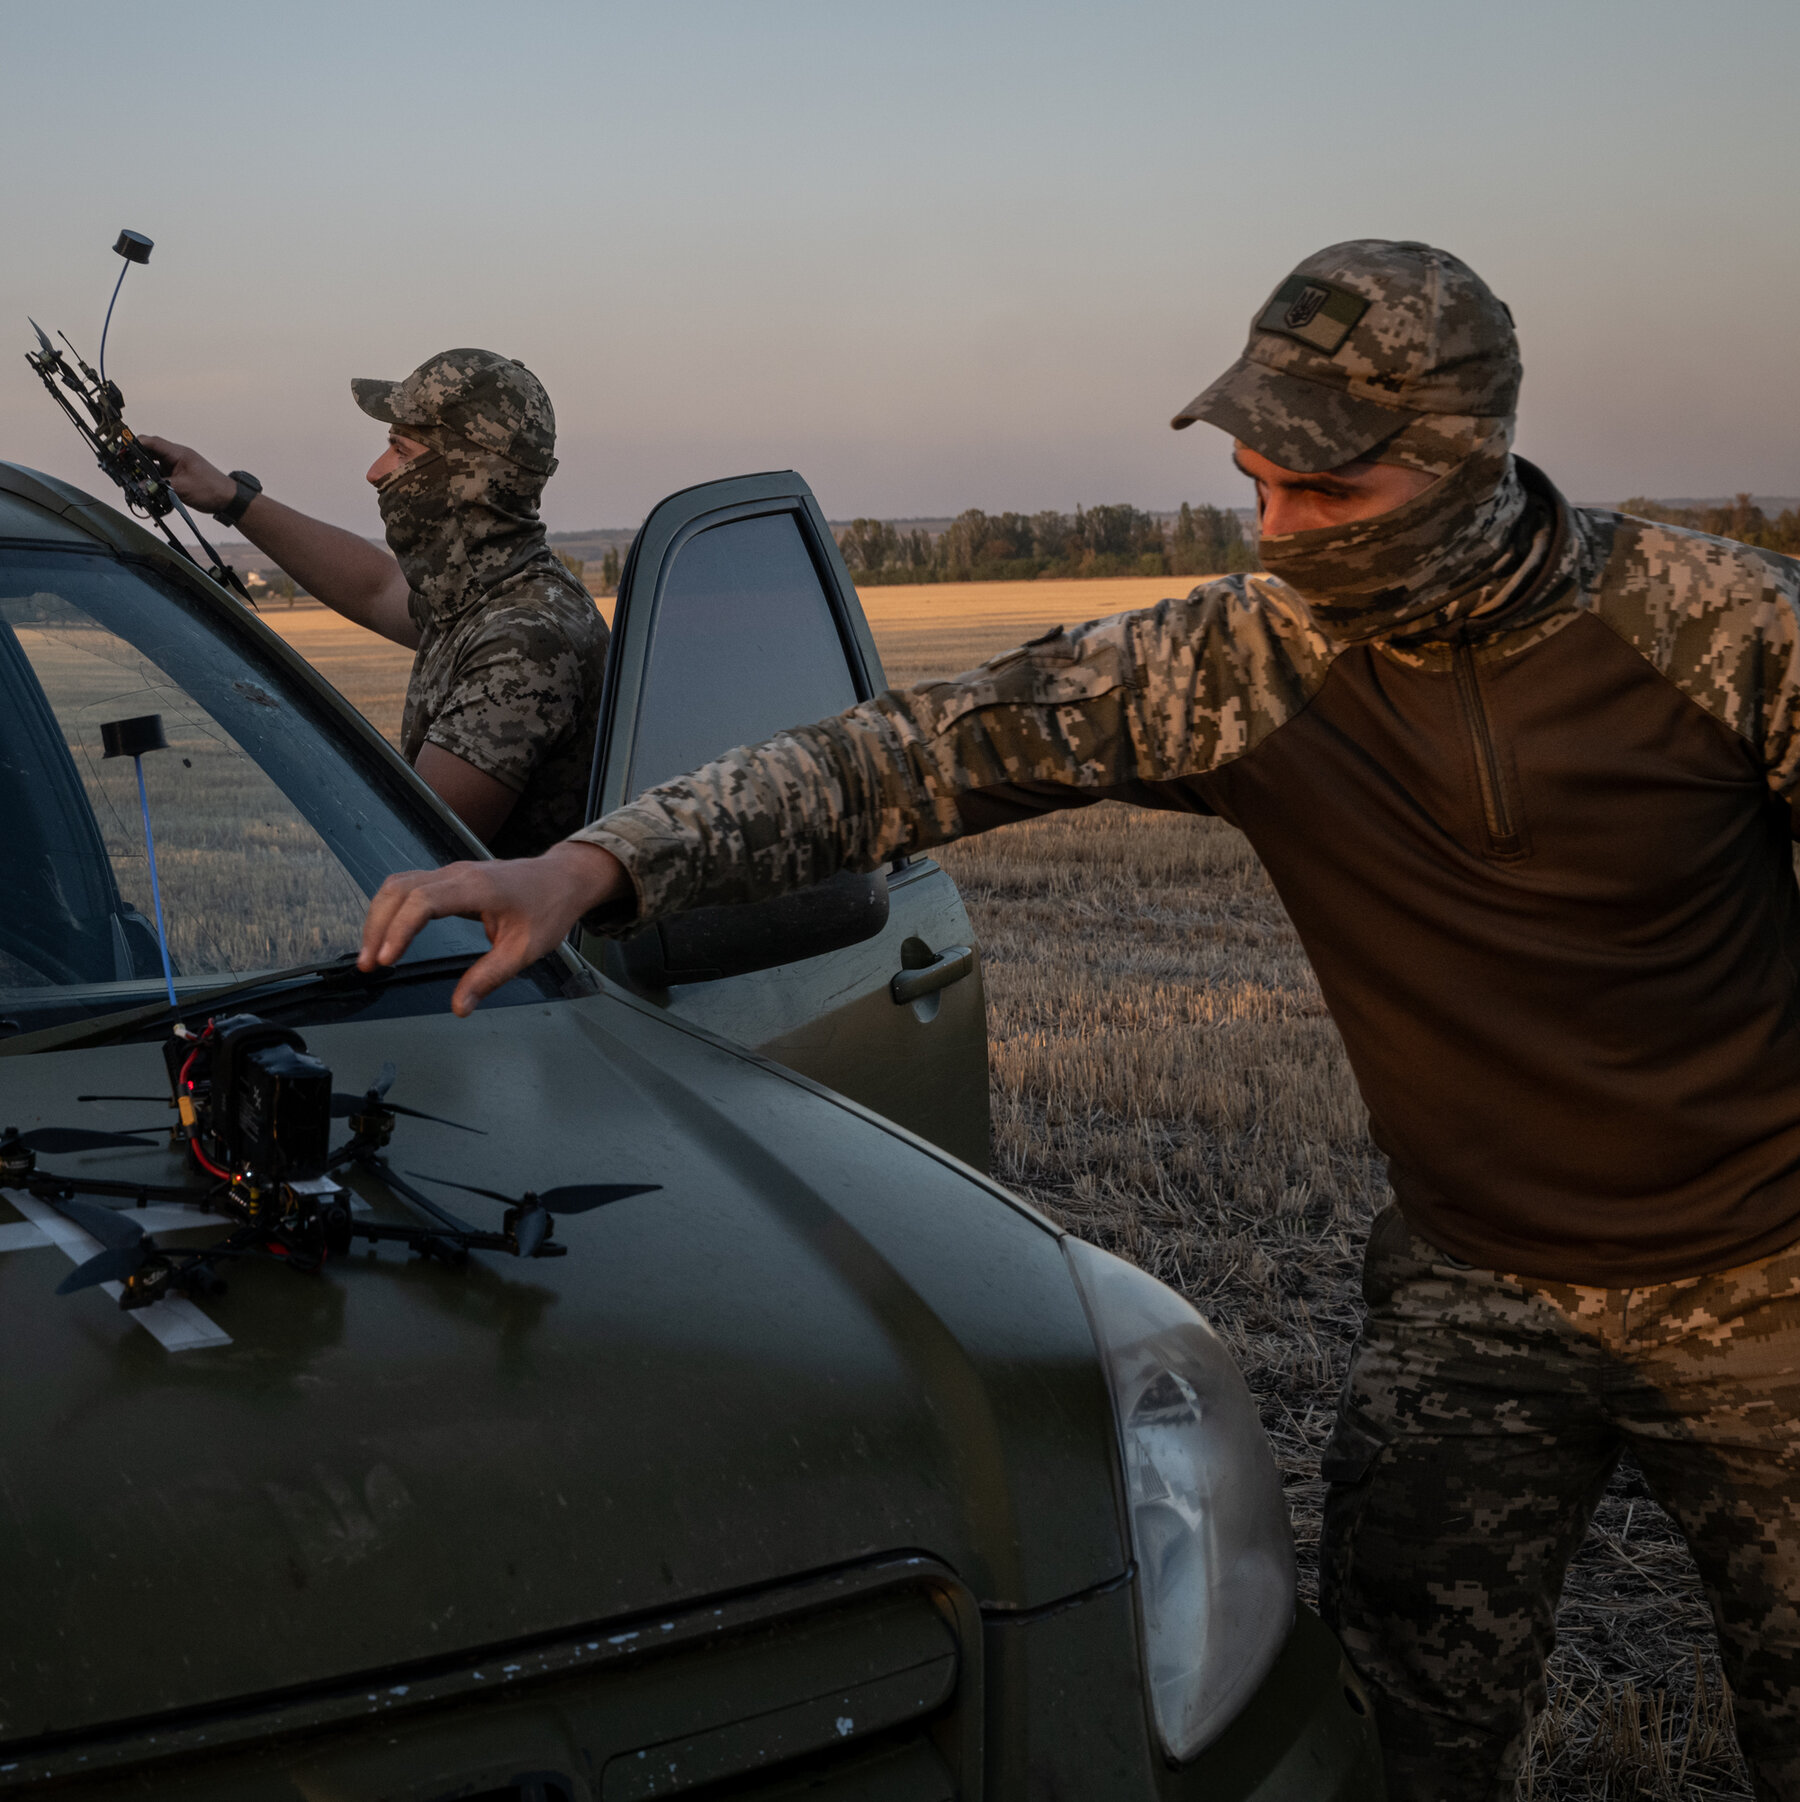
[212,470,263,529]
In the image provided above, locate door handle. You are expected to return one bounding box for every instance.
[890,945,974,1005]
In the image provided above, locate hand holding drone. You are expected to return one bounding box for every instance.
[24,230,253,602]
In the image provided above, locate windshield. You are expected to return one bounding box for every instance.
[0,545,494,1033]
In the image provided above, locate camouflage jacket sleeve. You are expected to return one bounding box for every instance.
[423,585,600,793]
[1585,511,1800,803]
[569,577,1330,926]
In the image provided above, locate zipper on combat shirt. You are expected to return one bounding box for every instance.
[1451,635,1526,859]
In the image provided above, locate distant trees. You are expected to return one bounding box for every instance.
[1170,503,1254,577]
[835,487,1800,586]
[838,518,936,577]
[1620,494,1800,556]
[837,502,1256,584]
[558,546,624,597]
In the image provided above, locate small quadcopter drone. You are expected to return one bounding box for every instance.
[1,1013,658,1312]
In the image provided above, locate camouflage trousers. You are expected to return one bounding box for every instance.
[1318,1204,1800,1802]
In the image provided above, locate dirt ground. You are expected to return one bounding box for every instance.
[269,576,1752,1800]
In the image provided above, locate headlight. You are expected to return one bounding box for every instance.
[1066,1238,1296,1761]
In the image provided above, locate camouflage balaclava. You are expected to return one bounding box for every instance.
[1171,240,1547,643]
[352,350,561,631]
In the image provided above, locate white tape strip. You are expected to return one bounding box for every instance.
[8,1194,233,1351]
[0,1204,241,1251]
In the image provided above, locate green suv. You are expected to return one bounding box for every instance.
[0,461,1382,1799]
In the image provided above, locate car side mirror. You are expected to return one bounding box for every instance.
[616,870,890,989]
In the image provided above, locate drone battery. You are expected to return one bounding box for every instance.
[234,1042,332,1181]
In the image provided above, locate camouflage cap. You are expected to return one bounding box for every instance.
[352,348,558,477]
[1171,240,1520,473]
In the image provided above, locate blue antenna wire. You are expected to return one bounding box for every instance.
[133,755,178,1006]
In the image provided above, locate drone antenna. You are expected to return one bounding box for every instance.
[99,230,153,390]
[101,714,177,1007]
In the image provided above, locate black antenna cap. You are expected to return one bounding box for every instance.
[101,714,168,759]
[113,230,153,265]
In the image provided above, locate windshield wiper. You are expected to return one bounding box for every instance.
[0,953,486,1058]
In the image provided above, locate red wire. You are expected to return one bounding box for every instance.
[189,1139,232,1181]
[178,1031,233,1180]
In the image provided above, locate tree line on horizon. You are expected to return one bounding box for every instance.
[1620,493,1800,556]
[555,490,1799,601]
[556,545,623,595]
[835,502,1257,584]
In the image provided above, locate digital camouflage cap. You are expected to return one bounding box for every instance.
[1171,240,1521,474]
[352,349,558,478]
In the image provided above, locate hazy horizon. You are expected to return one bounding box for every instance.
[5,1,1796,541]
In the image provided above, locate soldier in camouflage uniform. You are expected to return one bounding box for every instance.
[360,242,1800,1799]
[144,349,607,856]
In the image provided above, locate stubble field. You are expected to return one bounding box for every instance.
[270,576,1750,1801]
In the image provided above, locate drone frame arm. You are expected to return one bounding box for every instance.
[24,336,255,604]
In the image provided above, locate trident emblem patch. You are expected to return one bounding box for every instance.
[1258,276,1370,355]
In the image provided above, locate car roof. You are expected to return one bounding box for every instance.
[0,471,97,542]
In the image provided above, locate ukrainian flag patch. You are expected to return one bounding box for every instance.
[1257,276,1370,355]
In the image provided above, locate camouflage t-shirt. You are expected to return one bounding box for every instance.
[400,560,608,858]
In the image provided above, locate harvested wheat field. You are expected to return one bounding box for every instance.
[270,576,1751,1800]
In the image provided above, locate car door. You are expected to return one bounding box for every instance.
[579,472,990,1171]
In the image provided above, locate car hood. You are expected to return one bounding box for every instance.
[0,988,1124,1741]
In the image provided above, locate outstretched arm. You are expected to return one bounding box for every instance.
[568,581,1324,920]
[360,582,1328,1014]
[139,436,418,649]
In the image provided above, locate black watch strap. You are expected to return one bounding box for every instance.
[213,470,263,529]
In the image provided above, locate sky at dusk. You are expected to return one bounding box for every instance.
[3,0,1796,536]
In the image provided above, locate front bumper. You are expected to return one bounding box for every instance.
[4,1559,1381,1800]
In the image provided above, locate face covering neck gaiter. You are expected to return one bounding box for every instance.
[1255,419,1551,645]
[375,436,551,634]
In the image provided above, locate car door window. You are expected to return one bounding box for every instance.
[625,511,860,798]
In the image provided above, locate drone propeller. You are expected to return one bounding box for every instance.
[407,1172,660,1257]
[329,1095,479,1129]
[53,1196,147,1248]
[407,1174,662,1214]
[57,1244,153,1294]
[50,1197,156,1294]
[331,1063,482,1133]
[7,1125,162,1154]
